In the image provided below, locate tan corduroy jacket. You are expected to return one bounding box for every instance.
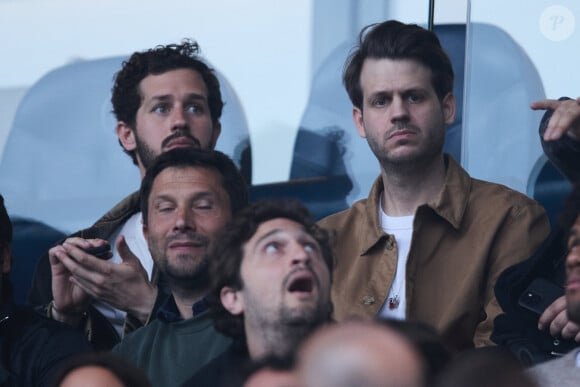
[318,156,550,351]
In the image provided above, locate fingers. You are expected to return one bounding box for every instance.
[116,236,138,264]
[537,295,580,339]
[530,99,560,111]
[531,98,580,141]
[560,321,580,340]
[538,295,566,330]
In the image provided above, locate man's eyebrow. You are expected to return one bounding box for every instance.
[254,227,311,247]
[255,228,284,247]
[147,93,208,103]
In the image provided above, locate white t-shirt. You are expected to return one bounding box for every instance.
[93,212,153,336]
[378,206,414,320]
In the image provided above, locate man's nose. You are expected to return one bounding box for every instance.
[174,206,195,231]
[290,241,311,266]
[390,96,410,123]
[170,107,188,131]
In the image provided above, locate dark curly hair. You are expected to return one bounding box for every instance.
[343,20,454,111]
[112,39,223,165]
[208,200,334,339]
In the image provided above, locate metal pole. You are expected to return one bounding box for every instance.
[428,0,435,31]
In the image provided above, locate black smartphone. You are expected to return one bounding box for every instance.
[82,244,111,259]
[518,278,564,315]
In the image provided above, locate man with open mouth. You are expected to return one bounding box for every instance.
[183,199,334,387]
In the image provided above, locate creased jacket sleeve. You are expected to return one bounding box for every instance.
[474,200,551,347]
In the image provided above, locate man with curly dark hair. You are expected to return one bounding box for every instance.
[183,200,334,387]
[28,39,225,350]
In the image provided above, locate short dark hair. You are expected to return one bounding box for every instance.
[51,352,151,387]
[560,182,580,233]
[140,148,248,226]
[208,199,334,338]
[0,195,12,250]
[112,39,224,164]
[343,20,454,110]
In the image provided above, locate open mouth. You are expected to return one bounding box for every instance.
[287,273,315,293]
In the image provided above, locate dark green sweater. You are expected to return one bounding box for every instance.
[112,309,231,387]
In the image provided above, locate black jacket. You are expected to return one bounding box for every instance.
[0,303,92,386]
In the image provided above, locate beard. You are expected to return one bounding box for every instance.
[149,231,211,293]
[134,130,203,170]
[367,121,445,169]
[134,132,158,170]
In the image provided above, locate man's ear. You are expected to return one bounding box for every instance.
[220,286,244,316]
[116,121,137,152]
[353,107,366,139]
[442,93,456,125]
[142,223,148,241]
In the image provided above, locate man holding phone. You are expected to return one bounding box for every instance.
[527,182,580,386]
[30,39,225,350]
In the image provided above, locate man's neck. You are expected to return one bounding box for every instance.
[171,288,207,320]
[245,321,319,361]
[380,154,446,216]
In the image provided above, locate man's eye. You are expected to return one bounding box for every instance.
[407,94,423,103]
[158,205,174,213]
[153,104,169,114]
[372,98,387,107]
[195,203,213,211]
[265,242,279,254]
[304,243,318,253]
[185,104,203,114]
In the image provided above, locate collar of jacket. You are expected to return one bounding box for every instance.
[359,154,471,256]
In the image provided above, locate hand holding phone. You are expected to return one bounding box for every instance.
[518,278,564,315]
[82,243,111,259]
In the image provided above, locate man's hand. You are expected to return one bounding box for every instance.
[531,97,580,141]
[49,237,108,325]
[54,236,158,324]
[538,295,580,342]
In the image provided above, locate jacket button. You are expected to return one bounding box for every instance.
[386,237,394,250]
[362,296,375,305]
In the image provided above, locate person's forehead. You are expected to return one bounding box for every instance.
[250,218,308,242]
[360,57,433,89]
[151,166,224,193]
[139,68,208,98]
